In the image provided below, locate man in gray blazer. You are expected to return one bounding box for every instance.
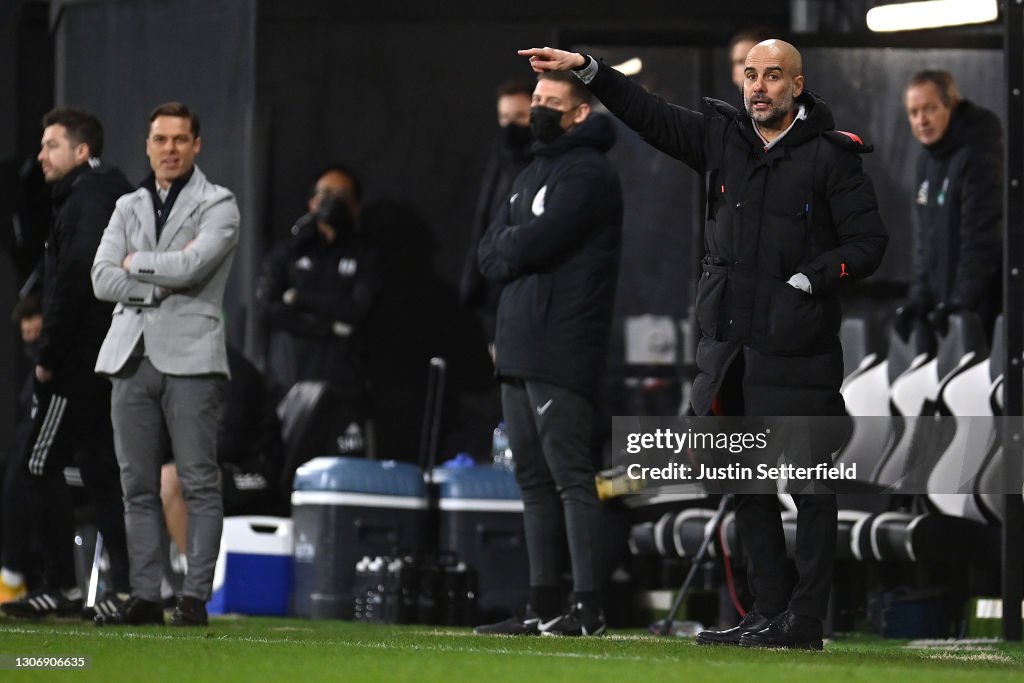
[91,102,239,627]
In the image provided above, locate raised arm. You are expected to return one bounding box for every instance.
[518,46,710,172]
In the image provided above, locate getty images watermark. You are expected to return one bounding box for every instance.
[611,415,1023,495]
[622,423,855,485]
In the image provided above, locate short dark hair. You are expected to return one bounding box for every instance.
[11,293,41,325]
[149,101,200,137]
[728,27,776,54]
[537,70,593,107]
[496,79,534,101]
[41,107,104,157]
[310,163,362,203]
[906,70,961,108]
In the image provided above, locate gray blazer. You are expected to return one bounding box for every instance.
[91,165,239,377]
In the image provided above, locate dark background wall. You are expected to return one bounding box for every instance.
[54,0,263,350]
[1,0,1008,459]
[1,0,53,465]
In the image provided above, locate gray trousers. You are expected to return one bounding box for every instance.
[501,379,602,594]
[110,356,225,602]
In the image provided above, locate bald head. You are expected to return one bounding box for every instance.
[746,39,803,76]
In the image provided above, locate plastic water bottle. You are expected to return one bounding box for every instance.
[491,422,514,472]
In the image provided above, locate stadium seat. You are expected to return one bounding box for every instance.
[869,313,995,562]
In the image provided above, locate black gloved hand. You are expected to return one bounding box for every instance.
[927,301,966,338]
[893,302,924,342]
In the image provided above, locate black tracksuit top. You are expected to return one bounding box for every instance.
[39,162,133,375]
[910,99,1002,319]
[478,113,623,403]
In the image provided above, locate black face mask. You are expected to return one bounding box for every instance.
[501,123,532,151]
[530,106,567,144]
[315,195,355,237]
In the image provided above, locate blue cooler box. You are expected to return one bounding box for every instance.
[208,516,293,616]
[292,457,428,619]
[436,466,528,620]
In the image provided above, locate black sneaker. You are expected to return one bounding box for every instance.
[1,589,82,618]
[170,595,208,627]
[83,592,129,622]
[474,604,543,635]
[94,596,165,626]
[539,602,607,637]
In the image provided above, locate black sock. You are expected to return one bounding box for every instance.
[530,585,562,619]
[571,590,601,611]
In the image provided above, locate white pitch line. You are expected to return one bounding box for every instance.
[0,626,692,663]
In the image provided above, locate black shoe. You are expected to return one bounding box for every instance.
[474,604,543,635]
[695,610,775,646]
[94,596,165,626]
[1,589,82,618]
[540,602,607,637]
[739,611,824,650]
[170,595,208,627]
[83,592,129,621]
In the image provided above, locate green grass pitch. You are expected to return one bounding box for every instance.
[1,617,1022,682]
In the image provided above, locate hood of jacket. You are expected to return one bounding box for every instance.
[704,89,837,149]
[925,99,1001,159]
[532,112,617,157]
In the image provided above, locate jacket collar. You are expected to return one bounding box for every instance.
[143,166,204,249]
[51,161,93,207]
[707,90,836,150]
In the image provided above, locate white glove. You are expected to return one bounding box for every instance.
[787,273,813,294]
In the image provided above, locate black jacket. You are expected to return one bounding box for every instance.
[39,162,133,375]
[910,100,1002,323]
[585,63,887,415]
[478,114,623,403]
[255,217,380,396]
[459,132,532,341]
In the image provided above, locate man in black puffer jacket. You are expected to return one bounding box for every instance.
[897,70,1002,340]
[475,70,622,638]
[2,108,133,620]
[520,40,887,649]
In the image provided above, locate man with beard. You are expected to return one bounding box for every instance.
[1,109,133,620]
[896,70,1002,341]
[474,71,622,637]
[460,79,534,349]
[519,40,887,649]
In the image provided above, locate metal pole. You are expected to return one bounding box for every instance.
[658,494,732,636]
[1001,0,1023,643]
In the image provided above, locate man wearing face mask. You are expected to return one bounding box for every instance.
[460,79,534,348]
[255,165,380,410]
[475,71,622,637]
